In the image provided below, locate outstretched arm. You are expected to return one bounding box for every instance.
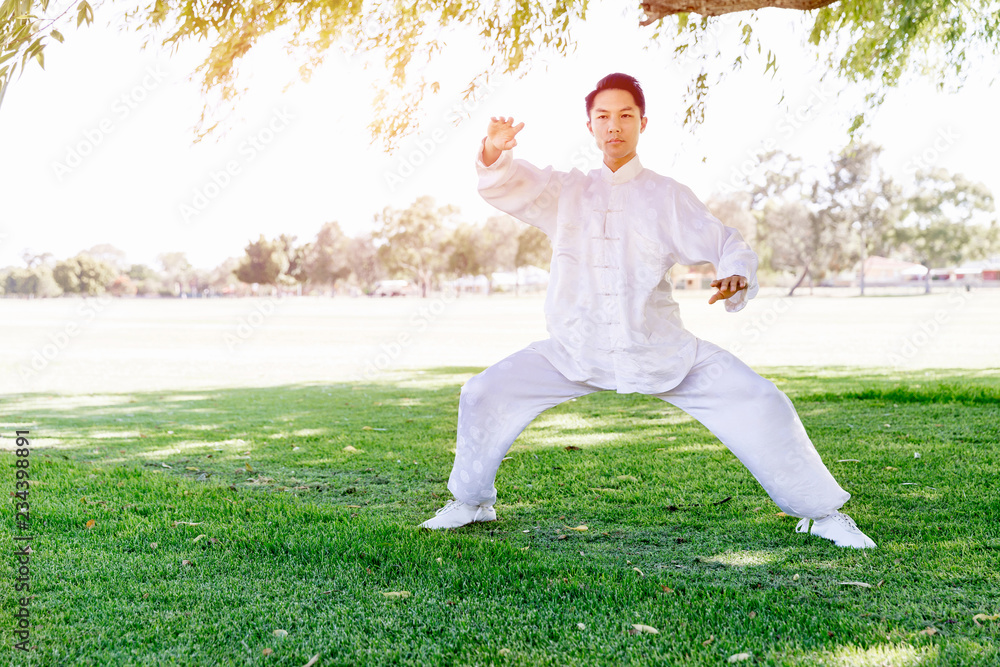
[482,116,525,167]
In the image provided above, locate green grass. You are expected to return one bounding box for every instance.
[2,367,999,666]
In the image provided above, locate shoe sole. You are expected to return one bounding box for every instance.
[420,509,497,530]
[810,526,877,549]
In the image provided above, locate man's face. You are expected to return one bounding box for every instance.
[586,89,647,168]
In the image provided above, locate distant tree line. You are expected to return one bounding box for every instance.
[0,202,551,298]
[742,142,998,295]
[3,142,995,299]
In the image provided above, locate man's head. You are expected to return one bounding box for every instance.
[585,73,647,171]
[585,73,646,118]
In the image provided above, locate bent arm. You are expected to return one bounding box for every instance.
[669,184,760,312]
[475,138,563,238]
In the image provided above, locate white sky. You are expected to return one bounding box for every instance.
[1,1,997,271]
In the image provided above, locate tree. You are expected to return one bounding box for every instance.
[234,235,289,289]
[206,257,244,295]
[514,225,551,295]
[52,253,117,295]
[21,250,54,268]
[446,223,487,293]
[758,200,831,295]
[127,263,163,296]
[895,169,998,292]
[2,264,61,297]
[373,197,455,298]
[86,243,128,272]
[127,263,156,281]
[707,192,757,245]
[824,143,901,295]
[276,234,306,290]
[107,274,137,296]
[749,143,910,296]
[515,225,551,270]
[158,252,193,295]
[5,1,997,147]
[749,150,852,295]
[482,215,519,277]
[446,216,519,294]
[749,143,996,295]
[344,235,383,294]
[302,222,352,289]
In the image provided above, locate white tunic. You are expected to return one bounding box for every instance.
[476,139,760,394]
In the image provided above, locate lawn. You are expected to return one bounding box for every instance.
[2,367,999,666]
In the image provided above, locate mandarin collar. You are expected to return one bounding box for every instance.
[600,154,643,184]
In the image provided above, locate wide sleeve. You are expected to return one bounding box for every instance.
[475,137,562,238]
[668,182,760,312]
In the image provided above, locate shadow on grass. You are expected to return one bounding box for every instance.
[5,366,998,535]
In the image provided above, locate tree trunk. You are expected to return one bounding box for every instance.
[787,265,810,297]
[640,0,837,23]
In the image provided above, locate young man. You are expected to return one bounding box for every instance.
[420,73,875,549]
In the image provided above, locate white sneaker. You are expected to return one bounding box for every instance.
[796,511,877,549]
[419,499,497,530]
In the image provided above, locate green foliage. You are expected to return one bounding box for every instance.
[157,251,194,290]
[446,221,488,279]
[446,215,521,291]
[0,0,92,108]
[106,273,137,296]
[3,1,998,147]
[234,234,290,287]
[85,242,128,271]
[808,0,1000,130]
[749,148,858,292]
[301,221,352,287]
[276,233,306,287]
[895,168,998,268]
[51,252,117,295]
[126,263,156,281]
[515,222,551,271]
[749,143,997,293]
[1,262,61,296]
[374,196,457,297]
[344,234,384,293]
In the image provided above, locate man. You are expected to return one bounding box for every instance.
[419,73,875,549]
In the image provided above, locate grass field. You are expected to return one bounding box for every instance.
[2,288,999,395]
[3,366,999,665]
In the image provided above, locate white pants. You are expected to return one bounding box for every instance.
[447,339,851,519]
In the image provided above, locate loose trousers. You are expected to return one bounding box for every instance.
[447,339,851,519]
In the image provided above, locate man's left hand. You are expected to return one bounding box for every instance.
[708,275,747,305]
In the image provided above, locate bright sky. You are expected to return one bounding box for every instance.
[1,1,998,271]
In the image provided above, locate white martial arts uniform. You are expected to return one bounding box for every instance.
[446,140,851,519]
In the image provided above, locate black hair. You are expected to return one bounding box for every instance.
[584,73,646,118]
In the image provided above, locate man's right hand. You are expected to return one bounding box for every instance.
[483,116,524,166]
[487,116,525,151]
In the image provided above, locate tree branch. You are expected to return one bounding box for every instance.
[640,0,839,24]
